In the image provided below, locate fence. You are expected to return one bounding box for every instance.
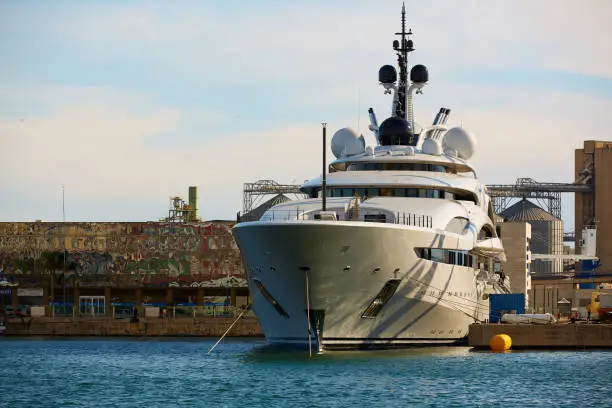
[2,304,254,319]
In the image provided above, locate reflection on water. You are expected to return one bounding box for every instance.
[245,343,473,362]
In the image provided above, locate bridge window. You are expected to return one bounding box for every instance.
[347,162,448,172]
[314,187,479,203]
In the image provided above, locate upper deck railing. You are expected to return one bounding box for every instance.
[256,208,432,228]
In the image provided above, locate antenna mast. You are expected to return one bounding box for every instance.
[393,3,414,120]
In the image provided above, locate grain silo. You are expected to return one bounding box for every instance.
[500,198,563,275]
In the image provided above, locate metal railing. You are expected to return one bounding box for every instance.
[3,304,254,320]
[258,208,432,228]
[260,209,308,222]
[393,212,433,228]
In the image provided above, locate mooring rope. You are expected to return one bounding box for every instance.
[207,308,248,354]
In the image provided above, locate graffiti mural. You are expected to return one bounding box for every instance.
[0,221,244,287]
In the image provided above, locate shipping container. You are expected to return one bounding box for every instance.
[489,293,525,323]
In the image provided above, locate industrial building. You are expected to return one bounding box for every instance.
[575,140,612,276]
[499,199,563,275]
[525,140,612,316]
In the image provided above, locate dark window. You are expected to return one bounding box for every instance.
[415,248,471,267]
[364,213,387,223]
[361,280,401,318]
[478,226,495,239]
[346,162,451,172]
[312,187,474,202]
[253,280,289,319]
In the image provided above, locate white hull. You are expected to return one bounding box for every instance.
[233,220,491,350]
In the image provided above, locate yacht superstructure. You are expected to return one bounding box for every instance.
[233,5,509,350]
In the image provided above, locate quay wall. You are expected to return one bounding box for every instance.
[469,323,612,348]
[4,317,263,337]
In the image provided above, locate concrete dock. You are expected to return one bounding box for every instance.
[469,323,612,349]
[3,316,263,338]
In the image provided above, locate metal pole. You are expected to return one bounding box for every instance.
[62,185,67,314]
[322,123,327,212]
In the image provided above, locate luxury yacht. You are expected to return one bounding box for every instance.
[233,5,509,350]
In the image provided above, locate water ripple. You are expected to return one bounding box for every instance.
[1,338,611,408]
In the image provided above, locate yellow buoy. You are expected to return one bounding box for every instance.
[489,334,512,352]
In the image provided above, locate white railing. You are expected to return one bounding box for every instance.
[258,209,432,227]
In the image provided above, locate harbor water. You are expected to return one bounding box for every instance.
[1,338,611,407]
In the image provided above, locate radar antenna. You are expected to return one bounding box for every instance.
[393,3,414,120]
[376,3,427,147]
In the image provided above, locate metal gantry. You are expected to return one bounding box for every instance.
[242,180,308,218]
[242,177,593,225]
[487,177,592,220]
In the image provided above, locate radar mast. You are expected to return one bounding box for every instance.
[393,3,414,120]
[376,3,428,147]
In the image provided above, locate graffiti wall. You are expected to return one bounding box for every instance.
[0,222,245,287]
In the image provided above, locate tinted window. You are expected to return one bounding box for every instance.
[347,162,448,172]
[416,248,472,267]
[314,187,473,202]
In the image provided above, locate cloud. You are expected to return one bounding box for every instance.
[1,80,605,227]
[1,0,611,228]
[6,0,609,80]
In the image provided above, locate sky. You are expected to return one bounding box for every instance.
[1,0,611,230]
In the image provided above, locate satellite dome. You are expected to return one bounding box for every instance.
[331,128,365,158]
[378,117,414,146]
[442,127,476,160]
[410,64,429,84]
[421,138,442,156]
[379,65,397,85]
